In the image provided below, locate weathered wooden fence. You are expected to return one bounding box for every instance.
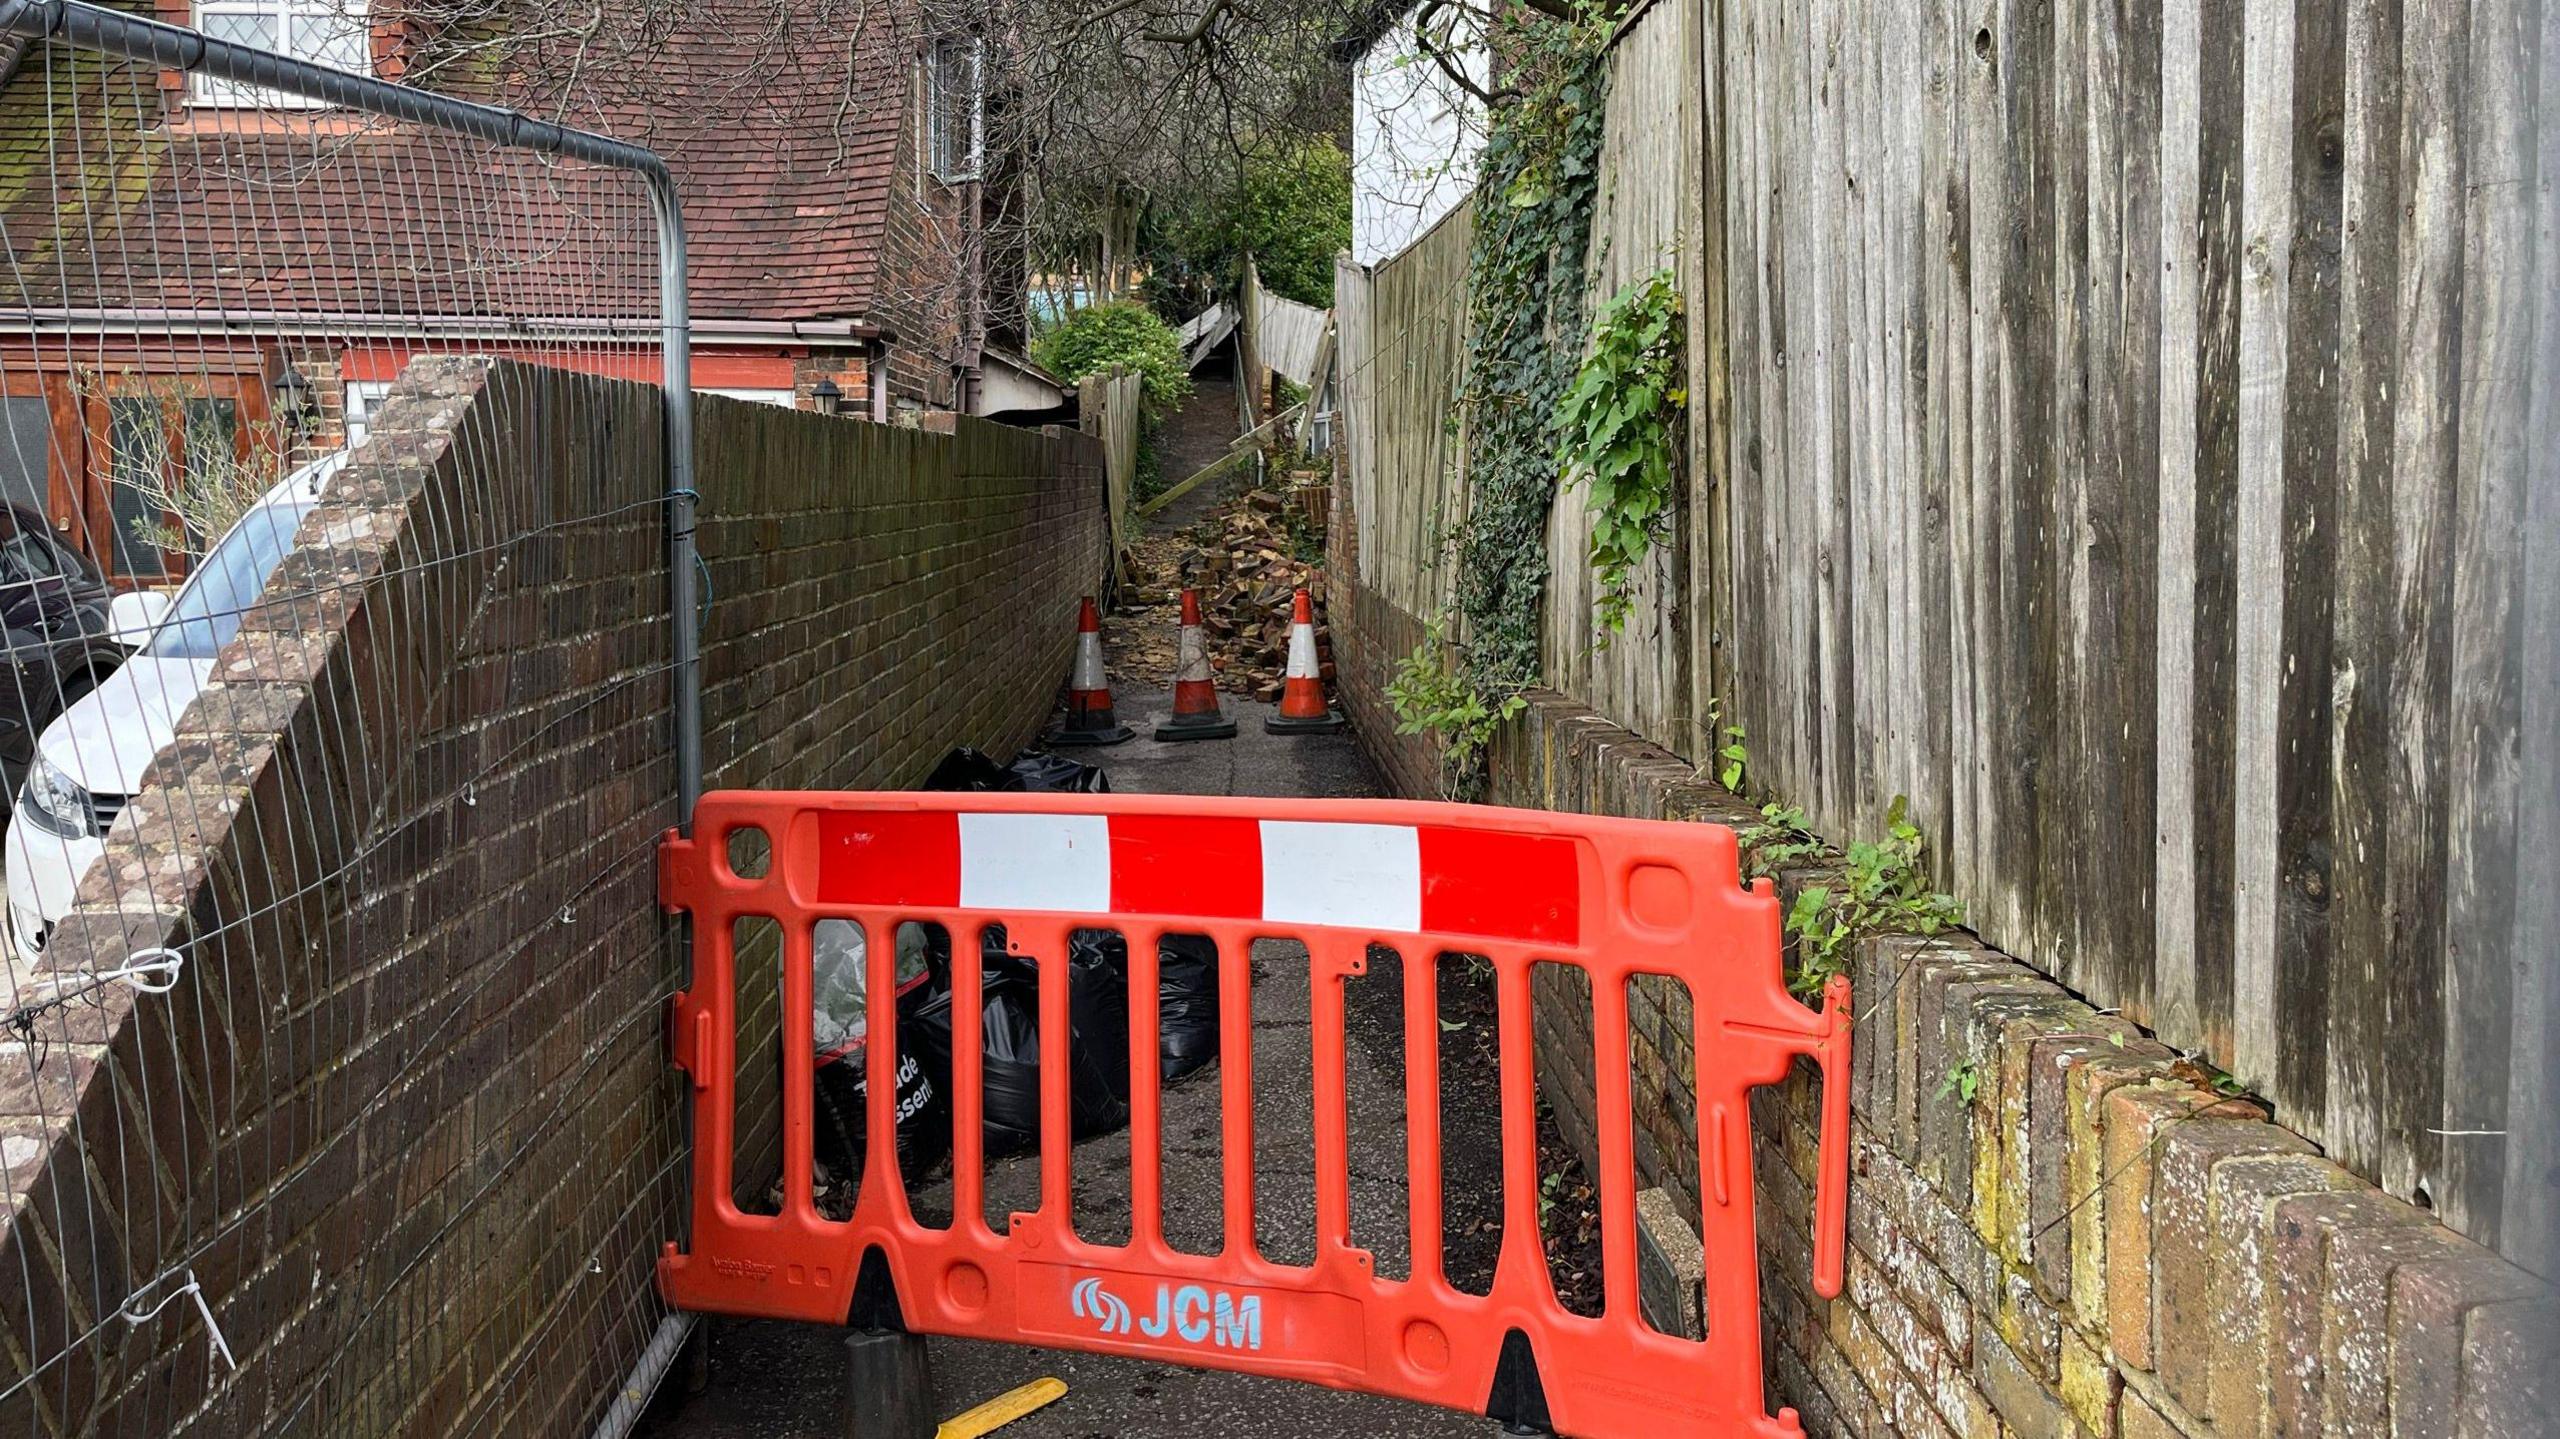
[1080,365,1142,567]
[1540,0,1716,755]
[1335,202,1474,618]
[1714,0,2554,1260]
[1335,0,2556,1265]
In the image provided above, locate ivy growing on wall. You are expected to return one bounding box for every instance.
[1450,12,1610,694]
[1385,5,1612,796]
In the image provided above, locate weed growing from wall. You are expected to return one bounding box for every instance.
[1387,618,1526,799]
[1742,797,1966,999]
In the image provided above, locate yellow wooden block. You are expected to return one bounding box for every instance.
[935,1376,1068,1439]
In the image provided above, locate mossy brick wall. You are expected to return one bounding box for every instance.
[1327,491,2557,1437]
[0,359,1105,1436]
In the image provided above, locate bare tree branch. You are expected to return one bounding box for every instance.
[1411,0,1514,106]
[1140,0,1232,45]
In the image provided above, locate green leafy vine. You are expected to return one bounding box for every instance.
[1451,9,1609,694]
[1394,6,1612,790]
[1557,267,1686,633]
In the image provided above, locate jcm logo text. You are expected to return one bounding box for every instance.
[1070,1277,1263,1352]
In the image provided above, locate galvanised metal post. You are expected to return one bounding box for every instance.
[0,0,706,831]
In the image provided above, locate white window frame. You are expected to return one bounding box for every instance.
[925,36,985,184]
[191,0,374,109]
[343,379,393,449]
[703,388,798,409]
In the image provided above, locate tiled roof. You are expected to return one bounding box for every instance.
[0,0,915,326]
[557,2,914,320]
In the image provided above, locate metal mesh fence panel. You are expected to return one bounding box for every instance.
[0,5,694,1433]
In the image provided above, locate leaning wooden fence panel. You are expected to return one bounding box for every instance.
[1080,366,1142,574]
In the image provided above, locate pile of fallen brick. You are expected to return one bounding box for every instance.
[1107,483,1333,699]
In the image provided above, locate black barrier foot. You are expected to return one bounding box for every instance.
[1048,721,1135,746]
[843,1329,938,1439]
[1483,1329,1555,1437]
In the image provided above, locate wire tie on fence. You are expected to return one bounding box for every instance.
[10,947,186,1008]
[103,948,185,995]
[120,1269,237,1374]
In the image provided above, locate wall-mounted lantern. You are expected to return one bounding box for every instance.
[272,359,320,441]
[812,376,844,417]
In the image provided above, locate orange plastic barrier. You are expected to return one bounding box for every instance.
[658,792,1850,1438]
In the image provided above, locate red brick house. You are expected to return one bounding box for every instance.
[0,0,1058,586]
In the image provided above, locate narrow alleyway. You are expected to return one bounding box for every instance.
[637,685,1500,1439]
[1154,369,1243,491]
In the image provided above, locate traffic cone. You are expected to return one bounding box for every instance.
[1155,589,1238,741]
[1264,588,1346,735]
[1051,596,1133,746]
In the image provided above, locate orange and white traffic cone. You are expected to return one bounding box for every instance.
[1155,588,1238,741]
[1264,587,1346,735]
[1051,596,1133,746]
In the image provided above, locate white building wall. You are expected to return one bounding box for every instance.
[1349,9,1488,265]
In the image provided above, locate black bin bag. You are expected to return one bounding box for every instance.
[1063,930,1222,1081]
[921,746,1110,795]
[1006,750,1111,794]
[810,919,951,1183]
[910,926,1132,1157]
[922,747,1015,792]
[1153,933,1221,1079]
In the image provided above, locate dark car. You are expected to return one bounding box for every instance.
[0,505,135,798]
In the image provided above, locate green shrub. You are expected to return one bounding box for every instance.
[1144,139,1353,311]
[1032,301,1195,409]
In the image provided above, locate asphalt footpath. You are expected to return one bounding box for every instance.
[635,687,1496,1439]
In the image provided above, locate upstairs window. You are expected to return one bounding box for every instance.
[192,0,372,107]
[926,36,984,183]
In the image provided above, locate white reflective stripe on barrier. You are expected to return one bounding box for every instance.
[1257,820,1423,931]
[959,813,1114,913]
